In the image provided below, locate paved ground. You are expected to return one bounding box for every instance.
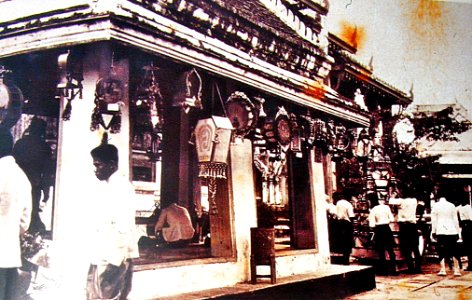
[347,259,472,300]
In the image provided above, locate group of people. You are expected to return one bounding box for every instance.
[328,187,472,277]
[2,116,202,299]
[1,121,139,299]
[1,118,54,300]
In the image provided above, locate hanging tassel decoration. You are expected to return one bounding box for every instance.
[62,98,73,121]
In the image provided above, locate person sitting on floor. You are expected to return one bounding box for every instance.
[154,202,195,248]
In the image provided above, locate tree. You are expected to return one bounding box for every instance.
[410,106,470,142]
[387,106,470,202]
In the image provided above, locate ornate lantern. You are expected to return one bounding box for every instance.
[312,118,328,148]
[91,55,124,134]
[194,116,233,214]
[356,128,372,160]
[131,63,164,161]
[331,123,350,161]
[0,66,23,128]
[57,50,83,121]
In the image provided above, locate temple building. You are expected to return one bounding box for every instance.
[0,1,410,298]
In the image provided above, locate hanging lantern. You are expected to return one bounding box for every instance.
[57,50,84,121]
[289,113,302,153]
[356,128,372,160]
[313,118,327,148]
[194,116,233,215]
[131,63,164,161]
[91,55,124,134]
[90,76,123,133]
[331,124,350,162]
[0,66,23,128]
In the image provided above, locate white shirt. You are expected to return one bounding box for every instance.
[0,156,32,268]
[369,204,394,228]
[326,202,337,216]
[155,203,195,242]
[389,197,417,223]
[431,198,460,236]
[335,199,355,222]
[87,171,139,266]
[457,204,472,222]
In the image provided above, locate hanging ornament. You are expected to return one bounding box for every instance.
[331,123,350,162]
[274,106,291,152]
[225,91,258,139]
[57,50,83,121]
[0,66,23,128]
[172,68,203,113]
[313,118,328,148]
[131,63,164,161]
[356,128,372,161]
[194,116,233,215]
[91,54,123,133]
[289,113,302,153]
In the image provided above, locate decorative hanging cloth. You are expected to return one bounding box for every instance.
[198,162,227,180]
[198,162,228,215]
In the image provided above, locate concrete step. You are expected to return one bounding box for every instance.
[162,264,375,299]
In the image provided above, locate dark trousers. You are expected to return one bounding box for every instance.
[0,268,17,300]
[336,220,354,265]
[374,224,397,274]
[86,259,133,300]
[436,234,460,264]
[398,222,422,272]
[462,221,472,267]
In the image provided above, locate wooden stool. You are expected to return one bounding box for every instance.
[250,227,276,284]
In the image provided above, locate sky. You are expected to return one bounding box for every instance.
[326,0,472,116]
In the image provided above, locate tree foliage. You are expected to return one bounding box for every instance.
[410,106,470,141]
[337,105,470,202]
[389,106,470,200]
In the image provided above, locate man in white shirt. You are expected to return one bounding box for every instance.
[154,202,195,247]
[368,192,398,275]
[389,190,422,274]
[431,197,461,276]
[86,142,139,299]
[0,127,32,299]
[331,192,355,265]
[457,195,472,271]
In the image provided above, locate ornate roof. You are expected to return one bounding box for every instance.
[0,0,370,126]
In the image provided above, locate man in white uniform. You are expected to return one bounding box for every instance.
[154,202,195,247]
[0,127,32,299]
[86,142,139,299]
[389,190,422,274]
[431,197,461,276]
[332,192,355,265]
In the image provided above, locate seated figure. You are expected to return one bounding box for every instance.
[154,202,195,247]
